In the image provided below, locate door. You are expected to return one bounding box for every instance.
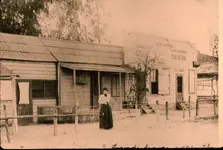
[90,72,99,108]
[176,75,184,102]
[16,81,33,125]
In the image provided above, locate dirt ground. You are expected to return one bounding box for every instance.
[0,107,219,148]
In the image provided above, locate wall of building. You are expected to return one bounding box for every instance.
[1,60,57,122]
[123,32,198,109]
[60,69,125,111]
[101,73,125,110]
[61,67,75,107]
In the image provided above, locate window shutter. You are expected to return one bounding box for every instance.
[189,70,195,94]
[158,68,170,95]
[18,82,30,104]
[0,80,13,100]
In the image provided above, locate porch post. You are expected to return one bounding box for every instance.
[216,75,218,96]
[57,62,61,106]
[73,70,77,107]
[11,76,18,134]
[73,70,78,125]
[98,71,100,97]
[119,72,122,110]
[211,78,213,96]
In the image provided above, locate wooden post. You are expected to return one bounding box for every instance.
[188,96,191,118]
[211,78,213,96]
[3,105,10,143]
[11,76,18,135]
[213,95,217,116]
[53,107,58,136]
[73,70,78,126]
[196,99,199,117]
[156,100,159,121]
[119,72,122,110]
[182,104,185,118]
[98,71,101,97]
[57,63,61,106]
[165,101,168,120]
[216,76,218,96]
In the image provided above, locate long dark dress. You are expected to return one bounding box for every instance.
[99,104,113,129]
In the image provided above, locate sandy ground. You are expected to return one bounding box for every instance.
[0,104,219,148]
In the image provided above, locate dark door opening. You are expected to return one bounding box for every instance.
[176,75,183,102]
[90,72,99,108]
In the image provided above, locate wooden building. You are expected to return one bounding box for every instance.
[197,52,218,97]
[123,32,199,109]
[0,33,134,124]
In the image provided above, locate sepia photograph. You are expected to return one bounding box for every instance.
[0,0,221,148]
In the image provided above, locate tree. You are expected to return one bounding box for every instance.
[38,0,110,44]
[0,0,52,36]
[124,49,162,108]
[210,34,218,57]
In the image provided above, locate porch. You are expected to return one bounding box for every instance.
[59,63,135,113]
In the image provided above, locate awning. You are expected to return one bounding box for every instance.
[60,63,135,73]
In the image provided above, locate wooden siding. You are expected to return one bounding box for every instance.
[52,53,122,65]
[1,60,56,80]
[61,68,75,107]
[41,38,123,66]
[33,99,56,122]
[146,68,197,107]
[101,73,125,110]
[123,32,198,110]
[76,72,91,108]
[0,100,13,118]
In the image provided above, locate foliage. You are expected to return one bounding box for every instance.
[0,0,109,44]
[210,34,218,57]
[38,0,110,44]
[125,50,160,107]
[0,0,52,35]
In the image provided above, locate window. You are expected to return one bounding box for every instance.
[111,76,120,97]
[151,69,158,94]
[32,80,57,99]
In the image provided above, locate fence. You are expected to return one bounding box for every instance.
[0,98,218,143]
[195,96,218,117]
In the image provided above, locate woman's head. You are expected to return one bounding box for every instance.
[102,87,108,94]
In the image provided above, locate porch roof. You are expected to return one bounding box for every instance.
[60,63,135,73]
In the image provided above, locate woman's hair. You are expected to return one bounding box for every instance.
[102,87,108,92]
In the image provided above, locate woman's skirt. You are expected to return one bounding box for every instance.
[99,104,113,129]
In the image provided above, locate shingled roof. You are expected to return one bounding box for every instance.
[197,51,218,63]
[197,52,218,76]
[0,33,57,62]
[0,33,123,66]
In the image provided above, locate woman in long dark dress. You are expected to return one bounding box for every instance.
[98,87,113,129]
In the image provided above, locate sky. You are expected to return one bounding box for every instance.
[100,0,219,55]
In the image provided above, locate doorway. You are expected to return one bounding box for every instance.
[90,72,99,108]
[176,75,184,102]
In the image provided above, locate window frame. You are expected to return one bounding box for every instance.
[150,69,159,95]
[111,75,120,97]
[32,80,57,100]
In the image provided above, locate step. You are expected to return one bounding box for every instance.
[112,109,141,120]
[141,106,154,114]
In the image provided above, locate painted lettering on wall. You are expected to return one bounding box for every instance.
[136,44,153,50]
[171,49,187,61]
[156,42,173,48]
